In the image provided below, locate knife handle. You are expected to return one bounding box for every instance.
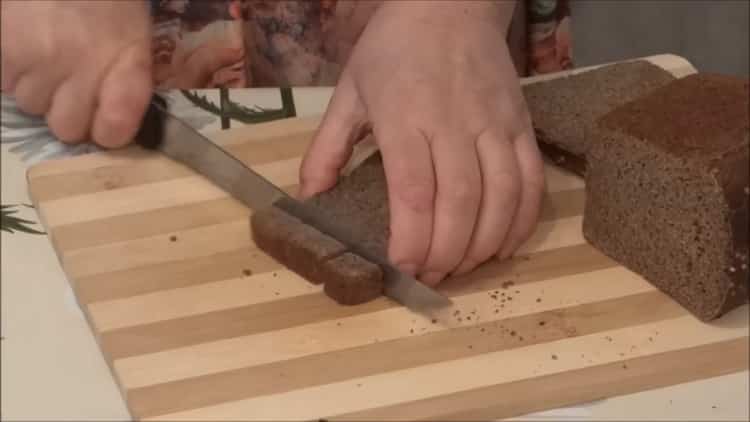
[134,93,168,150]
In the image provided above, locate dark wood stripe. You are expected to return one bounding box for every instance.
[127,290,684,418]
[53,198,247,252]
[30,132,310,201]
[101,244,614,359]
[51,185,298,252]
[75,249,278,304]
[330,337,748,421]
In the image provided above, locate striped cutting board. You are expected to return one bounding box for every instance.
[26,54,749,421]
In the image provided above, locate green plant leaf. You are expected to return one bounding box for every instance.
[1,204,45,235]
[180,90,292,125]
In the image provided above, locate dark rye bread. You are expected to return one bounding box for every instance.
[523,60,677,176]
[582,73,749,321]
[250,155,388,305]
[251,205,383,304]
[322,253,384,305]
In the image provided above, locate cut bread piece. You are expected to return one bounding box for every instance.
[250,155,388,305]
[250,206,347,285]
[323,253,384,306]
[582,73,749,321]
[523,60,677,176]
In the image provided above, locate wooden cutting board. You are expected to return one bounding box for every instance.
[26,54,748,421]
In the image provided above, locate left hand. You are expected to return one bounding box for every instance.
[299,0,545,285]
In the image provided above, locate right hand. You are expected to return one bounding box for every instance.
[1,0,153,148]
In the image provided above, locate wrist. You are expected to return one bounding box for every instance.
[376,0,516,34]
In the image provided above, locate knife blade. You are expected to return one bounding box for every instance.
[134,94,452,313]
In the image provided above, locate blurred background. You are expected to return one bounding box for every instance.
[571,0,749,76]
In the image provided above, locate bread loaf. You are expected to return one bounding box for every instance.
[523,60,677,175]
[582,73,749,321]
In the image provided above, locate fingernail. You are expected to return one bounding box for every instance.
[396,262,418,276]
[420,271,445,286]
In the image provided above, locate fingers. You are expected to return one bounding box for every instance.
[45,70,99,144]
[418,134,482,285]
[453,130,521,275]
[12,66,67,116]
[498,131,546,259]
[377,126,436,276]
[299,73,368,198]
[91,42,152,148]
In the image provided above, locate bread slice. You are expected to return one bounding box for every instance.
[523,60,677,176]
[582,73,749,321]
[250,155,388,305]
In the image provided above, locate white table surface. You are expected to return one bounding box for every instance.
[1,86,748,421]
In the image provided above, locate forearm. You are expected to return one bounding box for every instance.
[376,0,517,34]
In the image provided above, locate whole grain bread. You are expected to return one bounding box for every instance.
[523,60,677,176]
[582,73,749,321]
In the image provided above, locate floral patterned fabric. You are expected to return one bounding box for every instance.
[150,0,573,89]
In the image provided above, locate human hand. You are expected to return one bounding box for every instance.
[1,0,153,148]
[299,0,545,285]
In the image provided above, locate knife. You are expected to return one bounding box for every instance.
[134,94,452,313]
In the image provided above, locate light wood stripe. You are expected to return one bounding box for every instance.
[51,198,248,252]
[29,155,191,201]
[50,184,299,253]
[39,157,301,228]
[114,266,655,389]
[74,249,276,304]
[26,147,152,178]
[100,243,616,358]
[334,338,748,421]
[63,220,252,279]
[102,293,392,361]
[89,270,319,332]
[127,290,683,418]
[30,132,312,202]
[147,314,747,421]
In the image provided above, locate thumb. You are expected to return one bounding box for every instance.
[299,72,368,199]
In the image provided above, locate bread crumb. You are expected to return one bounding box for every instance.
[536,298,542,303]
[551,354,558,360]
[539,321,546,326]
[502,281,515,289]
[728,266,737,273]
[242,269,252,276]
[169,235,178,242]
[431,319,438,324]
[510,330,516,336]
